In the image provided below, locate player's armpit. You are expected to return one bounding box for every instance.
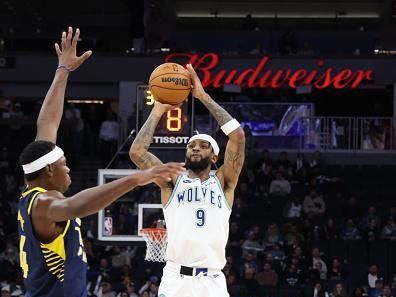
[220,128,246,189]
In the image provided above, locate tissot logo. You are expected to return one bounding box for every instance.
[153,136,190,144]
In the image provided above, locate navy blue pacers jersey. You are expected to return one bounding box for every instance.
[17,187,87,297]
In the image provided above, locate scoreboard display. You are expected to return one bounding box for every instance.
[136,85,194,148]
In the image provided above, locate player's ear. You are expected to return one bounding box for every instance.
[212,154,218,164]
[44,164,54,177]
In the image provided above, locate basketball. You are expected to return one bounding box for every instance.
[149,63,191,105]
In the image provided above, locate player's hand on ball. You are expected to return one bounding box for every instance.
[186,64,207,100]
[153,100,182,114]
[55,26,92,71]
[137,162,185,186]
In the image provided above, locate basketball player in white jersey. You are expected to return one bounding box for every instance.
[130,64,245,297]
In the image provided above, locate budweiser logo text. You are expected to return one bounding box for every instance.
[165,53,373,89]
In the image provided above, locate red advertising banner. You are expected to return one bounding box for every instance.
[165,53,373,89]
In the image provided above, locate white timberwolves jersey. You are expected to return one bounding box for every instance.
[163,174,232,270]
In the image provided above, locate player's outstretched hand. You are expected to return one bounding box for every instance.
[186,64,207,100]
[136,162,185,186]
[55,26,92,71]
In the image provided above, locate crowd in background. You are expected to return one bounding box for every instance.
[1,110,396,297]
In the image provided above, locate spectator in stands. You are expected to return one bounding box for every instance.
[327,258,345,281]
[263,224,283,247]
[269,171,291,198]
[275,151,292,176]
[283,196,303,221]
[267,242,286,261]
[98,280,116,297]
[381,284,393,297]
[303,189,326,219]
[324,219,339,240]
[256,262,278,287]
[240,251,258,273]
[284,224,305,247]
[387,207,396,222]
[0,247,19,283]
[282,263,301,286]
[362,206,381,231]
[310,248,327,278]
[381,218,396,240]
[314,261,328,281]
[330,282,347,297]
[293,152,309,183]
[368,265,383,290]
[241,263,258,297]
[352,287,365,297]
[121,280,138,297]
[1,285,10,297]
[242,231,263,257]
[305,281,329,297]
[340,218,361,240]
[370,280,384,297]
[227,272,242,297]
[310,151,325,170]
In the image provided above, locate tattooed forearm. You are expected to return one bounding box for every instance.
[130,111,163,168]
[200,94,233,126]
[133,112,161,152]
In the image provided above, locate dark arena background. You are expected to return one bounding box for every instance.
[2,0,396,296]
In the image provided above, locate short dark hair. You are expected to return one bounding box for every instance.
[19,140,56,181]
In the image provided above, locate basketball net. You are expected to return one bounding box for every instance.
[140,228,167,262]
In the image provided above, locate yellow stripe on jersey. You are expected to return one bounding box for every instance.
[40,220,70,282]
[22,186,47,198]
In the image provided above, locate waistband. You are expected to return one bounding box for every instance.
[165,261,221,277]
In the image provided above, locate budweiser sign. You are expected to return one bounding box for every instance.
[165,53,373,89]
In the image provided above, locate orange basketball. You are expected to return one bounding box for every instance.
[149,63,191,105]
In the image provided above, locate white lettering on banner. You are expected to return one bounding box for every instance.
[153,136,190,144]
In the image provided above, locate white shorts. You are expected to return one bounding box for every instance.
[158,262,229,297]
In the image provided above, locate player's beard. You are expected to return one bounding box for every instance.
[185,155,211,172]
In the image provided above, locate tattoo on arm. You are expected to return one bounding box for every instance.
[135,152,163,169]
[225,140,245,173]
[131,112,163,169]
[200,94,233,126]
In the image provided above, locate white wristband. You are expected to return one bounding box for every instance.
[221,119,240,135]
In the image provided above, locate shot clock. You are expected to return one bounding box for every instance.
[136,85,194,149]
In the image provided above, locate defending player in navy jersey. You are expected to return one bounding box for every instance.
[130,64,246,297]
[17,27,184,297]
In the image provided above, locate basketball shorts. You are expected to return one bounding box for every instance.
[158,261,229,297]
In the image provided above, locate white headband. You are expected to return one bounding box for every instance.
[22,146,64,174]
[188,134,220,155]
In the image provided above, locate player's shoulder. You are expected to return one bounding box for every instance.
[34,190,65,208]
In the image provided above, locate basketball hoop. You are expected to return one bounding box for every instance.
[140,228,167,262]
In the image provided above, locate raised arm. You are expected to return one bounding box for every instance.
[36,27,92,142]
[34,163,185,222]
[186,64,245,190]
[129,101,179,187]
